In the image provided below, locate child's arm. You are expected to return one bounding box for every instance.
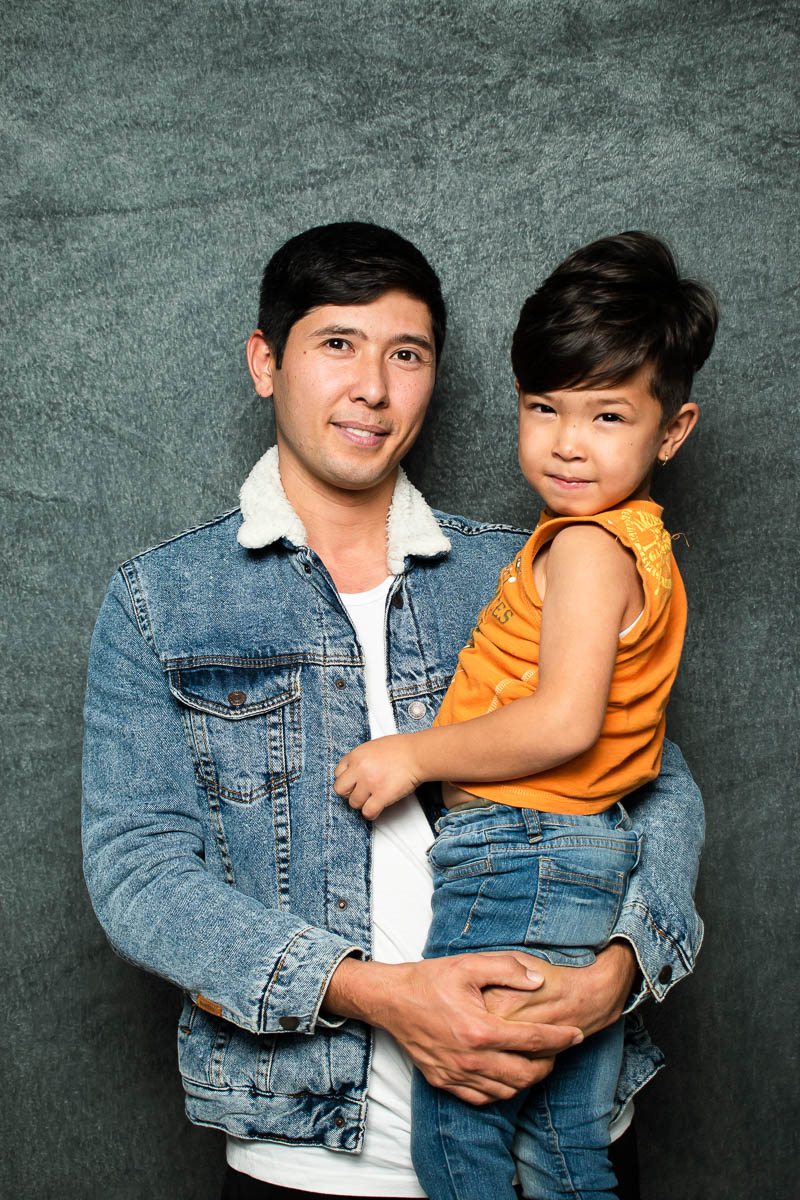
[334,525,640,819]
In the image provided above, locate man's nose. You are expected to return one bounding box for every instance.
[349,355,389,407]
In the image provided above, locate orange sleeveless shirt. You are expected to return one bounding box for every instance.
[433,500,687,814]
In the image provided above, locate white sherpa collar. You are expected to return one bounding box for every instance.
[237,446,451,574]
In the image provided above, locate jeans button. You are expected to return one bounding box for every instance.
[657,964,673,985]
[408,700,426,720]
[228,691,246,707]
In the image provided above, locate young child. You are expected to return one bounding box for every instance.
[333,231,718,1200]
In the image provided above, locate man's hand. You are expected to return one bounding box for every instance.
[333,734,422,820]
[324,952,582,1105]
[482,941,639,1037]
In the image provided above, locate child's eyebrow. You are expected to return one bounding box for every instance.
[586,393,637,409]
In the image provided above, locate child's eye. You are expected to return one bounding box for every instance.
[528,402,555,414]
[597,412,624,423]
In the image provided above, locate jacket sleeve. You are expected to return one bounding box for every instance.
[82,571,362,1036]
[614,737,705,1009]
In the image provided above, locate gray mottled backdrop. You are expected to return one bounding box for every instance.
[2,1,798,1197]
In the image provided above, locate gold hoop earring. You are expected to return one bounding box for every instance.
[659,453,669,466]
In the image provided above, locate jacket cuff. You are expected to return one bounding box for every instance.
[257,928,366,1035]
[614,900,705,1012]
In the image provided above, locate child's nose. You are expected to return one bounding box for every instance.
[553,423,585,458]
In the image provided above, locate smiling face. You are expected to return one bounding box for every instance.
[247,289,436,497]
[517,364,698,516]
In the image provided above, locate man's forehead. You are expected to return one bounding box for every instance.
[295,292,435,341]
[306,291,432,321]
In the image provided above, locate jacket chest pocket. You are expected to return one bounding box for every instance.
[167,661,302,805]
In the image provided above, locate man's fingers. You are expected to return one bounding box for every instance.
[480,1016,582,1055]
[461,949,548,992]
[423,1050,558,1101]
[445,1085,499,1106]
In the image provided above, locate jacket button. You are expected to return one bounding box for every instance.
[657,965,673,985]
[279,1016,300,1031]
[334,1116,345,1128]
[391,592,404,608]
[408,700,426,720]
[336,898,347,910]
[228,691,247,707]
[334,678,346,690]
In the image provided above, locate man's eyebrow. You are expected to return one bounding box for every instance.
[308,324,434,352]
[308,324,366,339]
[393,332,435,353]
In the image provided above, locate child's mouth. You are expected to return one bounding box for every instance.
[549,475,592,489]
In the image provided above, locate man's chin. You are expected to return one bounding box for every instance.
[317,449,406,493]
[324,464,400,493]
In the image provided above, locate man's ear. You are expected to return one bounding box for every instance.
[246,331,276,398]
[658,402,699,463]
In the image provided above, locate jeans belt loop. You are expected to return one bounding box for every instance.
[522,806,542,843]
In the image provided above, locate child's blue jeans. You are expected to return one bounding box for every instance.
[411,800,641,1200]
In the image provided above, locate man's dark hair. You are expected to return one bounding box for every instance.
[511,231,718,419]
[257,221,447,368]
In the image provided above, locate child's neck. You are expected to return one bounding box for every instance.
[546,489,655,521]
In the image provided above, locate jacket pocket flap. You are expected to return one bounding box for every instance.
[166,661,300,719]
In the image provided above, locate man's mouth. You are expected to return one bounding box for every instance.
[332,422,390,446]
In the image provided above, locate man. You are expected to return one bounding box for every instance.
[83,222,704,1200]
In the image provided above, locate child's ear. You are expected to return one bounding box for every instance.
[658,402,699,464]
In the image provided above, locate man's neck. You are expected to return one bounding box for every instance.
[278,456,395,593]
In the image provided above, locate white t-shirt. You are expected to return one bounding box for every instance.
[227,577,432,1195]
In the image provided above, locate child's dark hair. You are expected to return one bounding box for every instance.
[258,221,447,369]
[511,232,718,419]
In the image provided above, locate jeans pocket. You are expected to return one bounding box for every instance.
[425,845,544,956]
[527,835,638,958]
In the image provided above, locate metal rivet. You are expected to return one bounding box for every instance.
[228,690,247,707]
[391,592,404,608]
[334,678,346,690]
[279,1015,300,1031]
[334,1115,345,1128]
[337,898,347,910]
[408,700,426,720]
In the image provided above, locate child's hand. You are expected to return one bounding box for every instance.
[334,735,422,820]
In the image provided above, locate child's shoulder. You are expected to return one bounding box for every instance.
[546,520,641,576]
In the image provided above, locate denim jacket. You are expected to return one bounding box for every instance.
[82,447,704,1148]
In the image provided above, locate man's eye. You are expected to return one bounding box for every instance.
[393,348,421,362]
[324,338,350,350]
